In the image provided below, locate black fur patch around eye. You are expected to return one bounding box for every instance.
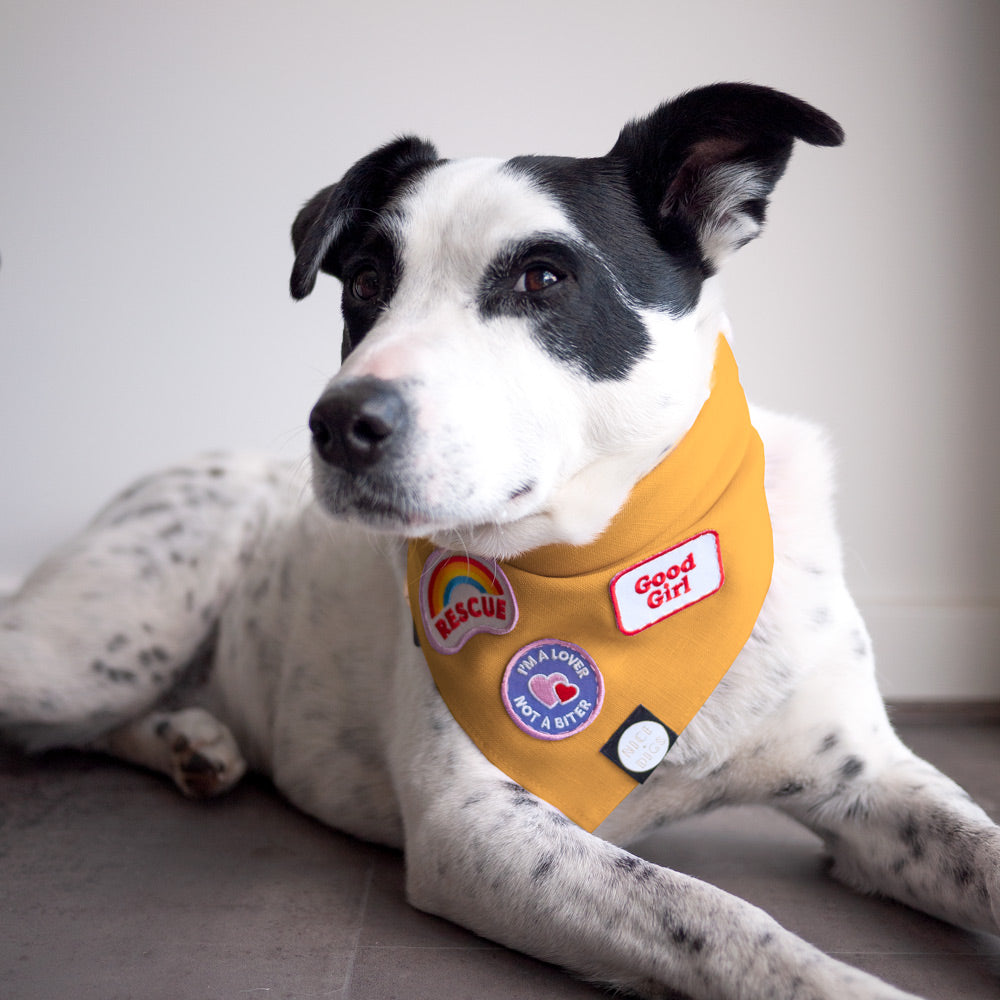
[505,158,704,311]
[488,157,704,382]
[477,233,653,381]
[338,225,404,355]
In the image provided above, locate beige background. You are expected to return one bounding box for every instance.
[1,0,997,699]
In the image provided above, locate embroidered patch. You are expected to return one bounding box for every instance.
[600,706,676,782]
[609,531,724,635]
[502,639,604,741]
[418,549,518,655]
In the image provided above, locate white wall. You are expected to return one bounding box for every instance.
[1,0,997,699]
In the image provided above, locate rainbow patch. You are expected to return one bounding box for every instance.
[418,549,518,655]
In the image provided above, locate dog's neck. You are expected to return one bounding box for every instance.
[460,448,678,560]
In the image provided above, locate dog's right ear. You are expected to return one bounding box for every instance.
[290,136,439,300]
[609,83,844,275]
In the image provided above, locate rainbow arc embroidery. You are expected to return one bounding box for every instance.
[407,337,773,831]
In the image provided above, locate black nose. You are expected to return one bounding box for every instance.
[309,377,409,471]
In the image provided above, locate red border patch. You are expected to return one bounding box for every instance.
[609,531,724,635]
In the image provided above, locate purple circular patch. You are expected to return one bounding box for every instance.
[501,639,603,741]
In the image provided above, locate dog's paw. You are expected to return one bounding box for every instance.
[156,708,247,798]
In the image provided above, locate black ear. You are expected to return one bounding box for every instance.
[609,83,844,274]
[290,136,439,300]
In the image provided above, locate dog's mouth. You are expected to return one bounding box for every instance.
[312,467,426,529]
[312,460,540,536]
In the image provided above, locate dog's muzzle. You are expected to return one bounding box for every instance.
[309,376,409,473]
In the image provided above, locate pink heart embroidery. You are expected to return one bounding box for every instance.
[528,672,578,708]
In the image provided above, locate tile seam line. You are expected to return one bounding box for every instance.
[339,857,376,998]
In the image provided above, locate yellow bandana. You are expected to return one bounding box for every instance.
[407,337,773,831]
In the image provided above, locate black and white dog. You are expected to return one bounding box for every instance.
[2,84,997,999]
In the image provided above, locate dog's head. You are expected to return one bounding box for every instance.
[290,83,842,558]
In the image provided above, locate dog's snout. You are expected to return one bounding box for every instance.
[309,378,408,471]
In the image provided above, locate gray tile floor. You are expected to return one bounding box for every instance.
[1,711,998,999]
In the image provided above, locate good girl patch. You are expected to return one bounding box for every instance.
[610,531,724,635]
[501,639,604,741]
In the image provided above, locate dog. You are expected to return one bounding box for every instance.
[1,83,997,1000]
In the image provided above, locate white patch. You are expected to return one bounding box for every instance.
[610,531,724,635]
[616,719,672,773]
[693,163,771,267]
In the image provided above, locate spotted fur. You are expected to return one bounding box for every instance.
[1,85,997,1000]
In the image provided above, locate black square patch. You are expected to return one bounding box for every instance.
[600,705,677,783]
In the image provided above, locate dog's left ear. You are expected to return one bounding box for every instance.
[609,83,844,274]
[290,135,439,300]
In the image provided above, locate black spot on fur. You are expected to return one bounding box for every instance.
[839,756,865,779]
[775,780,806,797]
[106,634,130,653]
[818,733,839,754]
[531,854,558,883]
[501,780,540,809]
[851,629,870,658]
[138,646,170,668]
[670,925,706,953]
[91,660,137,684]
[898,816,926,860]
[613,854,642,874]
[950,863,975,888]
[612,854,658,883]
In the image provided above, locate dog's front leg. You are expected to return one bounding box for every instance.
[391,675,921,1000]
[781,735,1000,937]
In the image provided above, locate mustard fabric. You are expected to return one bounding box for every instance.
[407,337,773,831]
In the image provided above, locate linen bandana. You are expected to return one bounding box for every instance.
[407,337,773,831]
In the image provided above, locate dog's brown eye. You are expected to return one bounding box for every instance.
[351,268,381,302]
[515,266,562,294]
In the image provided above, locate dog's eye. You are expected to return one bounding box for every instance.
[514,266,563,294]
[351,268,381,302]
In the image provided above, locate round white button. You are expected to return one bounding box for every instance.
[617,721,671,772]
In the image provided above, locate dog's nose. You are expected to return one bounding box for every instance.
[309,377,409,471]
